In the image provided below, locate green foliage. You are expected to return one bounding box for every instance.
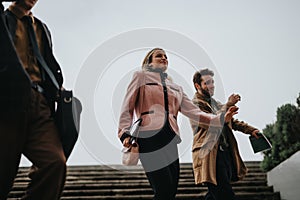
[261,93,300,171]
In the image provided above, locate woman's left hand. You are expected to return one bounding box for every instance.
[122,137,131,148]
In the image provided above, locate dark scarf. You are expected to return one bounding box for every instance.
[145,66,168,80]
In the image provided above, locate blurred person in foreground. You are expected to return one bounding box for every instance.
[0,0,66,199]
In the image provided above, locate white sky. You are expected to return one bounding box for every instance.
[6,0,299,166]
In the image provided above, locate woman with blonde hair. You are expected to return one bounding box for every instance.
[118,48,238,200]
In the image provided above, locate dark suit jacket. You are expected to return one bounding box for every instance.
[1,9,64,113]
[0,7,31,113]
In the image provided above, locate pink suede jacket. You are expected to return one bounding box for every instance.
[118,70,223,141]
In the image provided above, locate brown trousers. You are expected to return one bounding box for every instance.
[0,89,66,200]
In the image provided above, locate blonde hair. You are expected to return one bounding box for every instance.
[141,48,164,71]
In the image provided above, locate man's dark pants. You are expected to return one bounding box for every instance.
[0,89,66,200]
[205,147,238,200]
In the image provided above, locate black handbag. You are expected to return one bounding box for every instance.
[55,90,82,159]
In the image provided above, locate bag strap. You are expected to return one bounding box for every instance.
[26,16,60,90]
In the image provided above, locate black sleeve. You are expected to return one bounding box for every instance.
[120,131,131,143]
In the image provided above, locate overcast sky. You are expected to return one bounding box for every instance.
[6,0,299,166]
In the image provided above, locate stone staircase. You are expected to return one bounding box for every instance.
[8,161,280,200]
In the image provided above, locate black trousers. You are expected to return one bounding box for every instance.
[205,147,238,200]
[138,123,180,200]
[0,89,66,200]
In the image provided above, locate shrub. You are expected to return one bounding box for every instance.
[261,93,300,171]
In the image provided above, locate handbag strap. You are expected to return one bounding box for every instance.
[26,16,60,90]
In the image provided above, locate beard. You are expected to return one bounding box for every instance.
[200,87,212,98]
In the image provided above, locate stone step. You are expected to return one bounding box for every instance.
[7,161,280,200]
[13,161,263,172]
[11,180,269,190]
[14,174,266,182]
[14,169,265,178]
[9,185,275,194]
[63,191,280,200]
[15,167,265,174]
[9,192,280,200]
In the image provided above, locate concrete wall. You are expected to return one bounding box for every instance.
[267,151,300,200]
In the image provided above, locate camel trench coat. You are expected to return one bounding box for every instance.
[190,92,257,185]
